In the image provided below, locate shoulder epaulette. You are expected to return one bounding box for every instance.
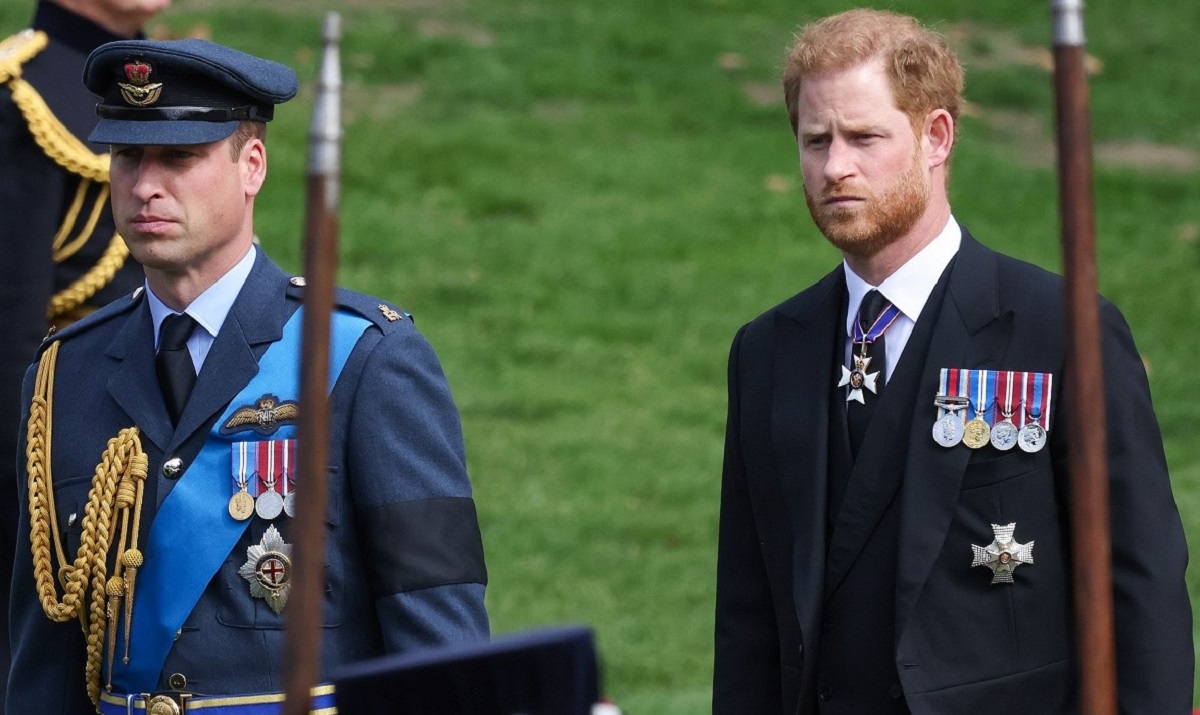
[0,29,46,84]
[284,276,412,333]
[39,287,144,353]
[2,29,108,182]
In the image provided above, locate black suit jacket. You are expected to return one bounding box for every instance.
[713,230,1192,714]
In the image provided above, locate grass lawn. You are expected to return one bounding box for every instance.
[4,0,1198,711]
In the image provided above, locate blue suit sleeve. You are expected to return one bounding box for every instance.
[343,319,489,650]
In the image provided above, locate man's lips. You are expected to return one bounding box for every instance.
[130,215,177,231]
[822,194,864,206]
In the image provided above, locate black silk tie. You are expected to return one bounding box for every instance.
[156,312,197,425]
[847,289,888,457]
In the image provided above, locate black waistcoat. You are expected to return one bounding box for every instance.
[814,261,955,714]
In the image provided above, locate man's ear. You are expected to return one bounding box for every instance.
[923,108,954,168]
[241,138,267,198]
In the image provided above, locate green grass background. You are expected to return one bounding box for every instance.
[5,0,1199,711]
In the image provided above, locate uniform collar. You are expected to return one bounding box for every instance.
[147,245,257,347]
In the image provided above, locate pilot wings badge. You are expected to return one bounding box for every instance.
[221,393,299,436]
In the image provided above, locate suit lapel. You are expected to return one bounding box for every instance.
[822,253,955,599]
[106,256,293,455]
[894,232,1015,638]
[772,268,844,638]
[106,300,174,453]
[169,254,292,451]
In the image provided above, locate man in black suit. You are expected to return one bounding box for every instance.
[713,9,1192,714]
[0,2,167,710]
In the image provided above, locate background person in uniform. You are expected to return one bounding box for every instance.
[713,9,1191,714]
[7,38,488,713]
[0,1,167,709]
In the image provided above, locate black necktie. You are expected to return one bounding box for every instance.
[156,312,197,425]
[847,289,888,457]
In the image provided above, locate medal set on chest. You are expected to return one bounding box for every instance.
[229,439,299,522]
[932,368,1052,453]
[932,369,1052,584]
[229,433,298,615]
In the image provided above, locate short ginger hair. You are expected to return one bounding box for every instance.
[783,9,964,138]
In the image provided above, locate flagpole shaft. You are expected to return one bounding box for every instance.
[1050,2,1117,713]
[281,12,341,715]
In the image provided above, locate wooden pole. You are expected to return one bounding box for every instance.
[1049,1,1117,712]
[281,12,342,715]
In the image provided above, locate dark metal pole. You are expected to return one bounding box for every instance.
[282,12,341,715]
[1049,1,1117,713]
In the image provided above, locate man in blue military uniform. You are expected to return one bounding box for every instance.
[0,4,168,708]
[7,37,489,713]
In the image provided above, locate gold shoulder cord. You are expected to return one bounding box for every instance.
[26,341,149,709]
[1,29,131,326]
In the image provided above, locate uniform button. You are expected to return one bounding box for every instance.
[67,512,77,527]
[289,276,306,287]
[162,458,183,479]
[890,682,903,699]
[818,686,832,702]
[168,672,187,690]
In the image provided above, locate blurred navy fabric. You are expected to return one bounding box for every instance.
[334,626,600,714]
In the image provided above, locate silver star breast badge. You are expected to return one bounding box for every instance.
[838,354,879,404]
[971,522,1034,584]
[238,525,293,614]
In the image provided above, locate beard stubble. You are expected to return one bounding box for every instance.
[804,149,931,259]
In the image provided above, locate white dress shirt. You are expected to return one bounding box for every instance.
[147,245,257,373]
[843,217,962,382]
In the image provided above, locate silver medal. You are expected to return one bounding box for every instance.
[932,413,964,448]
[990,420,1019,451]
[1017,422,1047,453]
[256,489,284,520]
[283,491,296,518]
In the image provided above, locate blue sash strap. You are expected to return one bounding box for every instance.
[111,308,370,692]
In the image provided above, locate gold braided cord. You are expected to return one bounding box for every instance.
[4,31,129,324]
[8,76,109,181]
[47,232,130,322]
[51,179,91,255]
[25,340,147,709]
[0,30,47,83]
[53,183,110,262]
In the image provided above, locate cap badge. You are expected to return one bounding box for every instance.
[118,59,163,107]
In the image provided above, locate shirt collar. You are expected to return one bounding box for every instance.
[843,215,962,336]
[147,246,257,347]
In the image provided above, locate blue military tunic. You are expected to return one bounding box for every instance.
[0,7,148,708]
[7,251,489,712]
